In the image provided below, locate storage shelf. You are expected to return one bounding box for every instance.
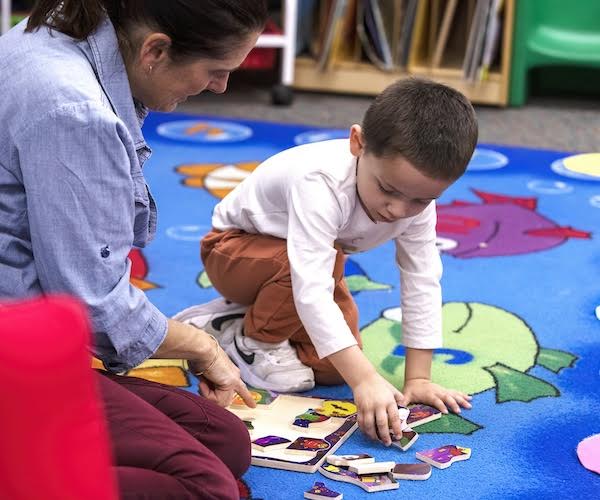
[293,0,514,107]
[294,57,507,105]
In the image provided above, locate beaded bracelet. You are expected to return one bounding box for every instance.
[194,334,221,376]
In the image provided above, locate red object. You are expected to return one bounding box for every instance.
[0,296,118,500]
[237,478,252,499]
[240,19,282,70]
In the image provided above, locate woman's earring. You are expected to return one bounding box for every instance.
[147,65,153,75]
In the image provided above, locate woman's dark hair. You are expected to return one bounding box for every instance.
[26,0,268,61]
[362,78,478,181]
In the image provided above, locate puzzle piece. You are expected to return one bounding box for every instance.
[292,409,331,429]
[251,435,291,452]
[416,445,472,469]
[316,400,357,418]
[397,407,410,424]
[392,463,432,480]
[304,481,343,499]
[327,454,374,467]
[231,388,277,408]
[285,437,330,455]
[391,428,419,451]
[347,461,395,475]
[319,464,399,492]
[406,404,442,427]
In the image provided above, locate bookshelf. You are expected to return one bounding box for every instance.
[294,0,514,106]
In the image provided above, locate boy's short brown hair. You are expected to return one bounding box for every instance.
[361,78,478,181]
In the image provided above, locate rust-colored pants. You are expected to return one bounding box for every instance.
[201,229,361,385]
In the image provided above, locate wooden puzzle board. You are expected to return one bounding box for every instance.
[227,394,358,473]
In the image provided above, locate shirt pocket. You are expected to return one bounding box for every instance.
[132,174,156,247]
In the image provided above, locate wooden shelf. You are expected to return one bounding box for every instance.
[293,0,514,107]
[294,57,506,105]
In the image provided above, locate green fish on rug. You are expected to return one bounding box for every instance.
[363,302,577,435]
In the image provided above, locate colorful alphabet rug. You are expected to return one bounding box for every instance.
[127,111,600,499]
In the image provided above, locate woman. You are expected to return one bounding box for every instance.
[0,1,267,498]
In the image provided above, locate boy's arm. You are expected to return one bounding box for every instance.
[396,204,472,412]
[328,345,406,445]
[404,346,433,382]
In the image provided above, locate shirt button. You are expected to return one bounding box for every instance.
[100,246,111,258]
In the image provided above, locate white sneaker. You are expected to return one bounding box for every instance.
[224,325,315,393]
[174,298,314,393]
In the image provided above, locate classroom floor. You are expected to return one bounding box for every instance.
[179,77,600,153]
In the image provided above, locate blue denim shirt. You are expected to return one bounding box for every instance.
[0,18,168,371]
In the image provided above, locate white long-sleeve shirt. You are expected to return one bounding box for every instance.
[212,139,442,359]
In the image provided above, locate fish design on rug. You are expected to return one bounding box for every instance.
[436,189,591,258]
[363,303,578,433]
[128,248,158,291]
[175,161,260,199]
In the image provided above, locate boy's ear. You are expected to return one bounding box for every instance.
[349,124,365,157]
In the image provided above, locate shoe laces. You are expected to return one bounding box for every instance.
[262,342,302,366]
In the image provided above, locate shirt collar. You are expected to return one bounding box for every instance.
[83,16,149,150]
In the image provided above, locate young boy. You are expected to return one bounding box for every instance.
[178,78,476,444]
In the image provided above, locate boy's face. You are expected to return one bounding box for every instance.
[350,125,453,222]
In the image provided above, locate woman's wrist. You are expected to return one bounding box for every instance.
[194,334,221,375]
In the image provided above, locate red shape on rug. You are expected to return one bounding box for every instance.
[238,478,251,499]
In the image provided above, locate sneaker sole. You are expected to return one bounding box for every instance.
[173,297,247,326]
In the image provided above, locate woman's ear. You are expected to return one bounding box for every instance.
[349,124,365,157]
[138,33,172,69]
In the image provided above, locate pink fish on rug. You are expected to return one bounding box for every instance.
[436,189,591,258]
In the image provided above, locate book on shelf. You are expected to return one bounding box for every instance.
[407,0,430,70]
[357,0,393,71]
[431,0,458,68]
[478,0,504,81]
[397,0,419,69]
[305,0,506,81]
[463,0,497,82]
[317,0,350,71]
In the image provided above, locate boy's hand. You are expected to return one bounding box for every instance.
[402,378,472,414]
[353,373,406,446]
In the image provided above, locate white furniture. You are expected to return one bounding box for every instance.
[1,0,11,35]
[255,0,298,105]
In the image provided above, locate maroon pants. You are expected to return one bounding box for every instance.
[97,371,250,500]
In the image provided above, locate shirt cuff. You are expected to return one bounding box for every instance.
[313,333,358,360]
[402,332,443,350]
[96,305,168,373]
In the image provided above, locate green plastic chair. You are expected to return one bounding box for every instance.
[510,0,600,106]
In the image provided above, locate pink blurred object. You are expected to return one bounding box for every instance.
[0,296,118,500]
[577,434,600,474]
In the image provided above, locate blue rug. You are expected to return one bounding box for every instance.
[135,111,600,499]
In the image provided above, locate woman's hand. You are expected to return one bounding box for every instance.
[352,373,406,446]
[157,319,256,408]
[189,348,257,409]
[402,378,472,414]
